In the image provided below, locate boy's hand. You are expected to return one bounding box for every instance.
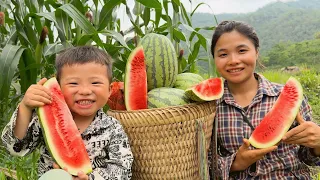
[21,78,51,111]
[14,78,52,139]
[230,138,277,172]
[53,163,89,180]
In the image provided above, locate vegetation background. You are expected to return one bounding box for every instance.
[1,0,320,179]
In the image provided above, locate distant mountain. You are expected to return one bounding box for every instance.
[192,0,320,54]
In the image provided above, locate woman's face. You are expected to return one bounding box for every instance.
[213,30,259,84]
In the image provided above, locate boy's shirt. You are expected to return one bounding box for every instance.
[1,108,133,180]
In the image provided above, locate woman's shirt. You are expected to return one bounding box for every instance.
[1,108,134,179]
[215,73,320,179]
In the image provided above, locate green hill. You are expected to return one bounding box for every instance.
[263,38,320,69]
[192,0,320,54]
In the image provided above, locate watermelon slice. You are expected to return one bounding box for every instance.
[249,77,303,148]
[107,82,126,110]
[124,46,148,110]
[185,77,224,102]
[38,77,92,175]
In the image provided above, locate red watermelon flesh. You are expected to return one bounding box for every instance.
[185,77,224,102]
[107,82,126,110]
[249,77,303,149]
[124,46,148,110]
[38,77,92,175]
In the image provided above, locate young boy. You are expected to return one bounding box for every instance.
[1,46,133,179]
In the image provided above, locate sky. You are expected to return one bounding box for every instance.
[179,0,297,14]
[117,0,297,31]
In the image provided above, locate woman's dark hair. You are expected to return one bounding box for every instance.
[210,21,260,57]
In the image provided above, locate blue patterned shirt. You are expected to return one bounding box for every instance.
[213,73,320,179]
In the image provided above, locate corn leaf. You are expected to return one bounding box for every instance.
[59,4,96,34]
[37,12,67,42]
[135,0,161,9]
[0,45,25,100]
[98,0,120,31]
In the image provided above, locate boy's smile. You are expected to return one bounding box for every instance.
[59,62,111,121]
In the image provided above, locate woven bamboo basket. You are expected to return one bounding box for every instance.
[107,101,216,180]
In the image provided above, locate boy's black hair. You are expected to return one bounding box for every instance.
[55,46,113,83]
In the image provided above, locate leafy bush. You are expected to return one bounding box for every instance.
[262,68,320,123]
[295,69,320,122]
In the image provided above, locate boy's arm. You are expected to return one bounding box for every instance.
[88,119,133,180]
[13,78,51,140]
[14,103,33,139]
[1,105,42,156]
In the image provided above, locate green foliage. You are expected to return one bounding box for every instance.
[0,145,39,180]
[0,0,215,116]
[261,70,291,85]
[314,32,320,39]
[262,69,320,123]
[295,69,320,121]
[263,39,320,69]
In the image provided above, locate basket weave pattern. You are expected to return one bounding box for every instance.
[107,101,216,180]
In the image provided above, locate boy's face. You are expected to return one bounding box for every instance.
[59,62,111,120]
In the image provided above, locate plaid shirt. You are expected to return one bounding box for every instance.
[214,73,320,180]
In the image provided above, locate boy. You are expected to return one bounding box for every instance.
[1,46,133,179]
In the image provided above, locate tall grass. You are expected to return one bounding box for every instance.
[0,145,39,179]
[260,70,291,84]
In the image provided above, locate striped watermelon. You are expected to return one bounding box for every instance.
[147,87,190,109]
[140,33,178,90]
[174,73,204,90]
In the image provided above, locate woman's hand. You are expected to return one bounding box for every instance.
[283,113,320,152]
[53,163,89,180]
[230,138,277,172]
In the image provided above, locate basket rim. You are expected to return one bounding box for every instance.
[107,101,216,113]
[107,101,216,127]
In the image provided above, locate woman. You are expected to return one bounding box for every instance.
[210,20,320,179]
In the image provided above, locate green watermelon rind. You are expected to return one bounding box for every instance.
[248,77,304,149]
[185,77,224,102]
[38,77,92,176]
[147,87,190,108]
[140,33,178,90]
[174,73,204,90]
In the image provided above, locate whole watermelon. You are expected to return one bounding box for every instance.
[174,73,204,90]
[140,33,178,90]
[147,87,190,109]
